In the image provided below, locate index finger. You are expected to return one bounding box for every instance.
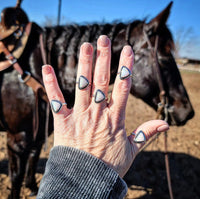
[42,65,70,117]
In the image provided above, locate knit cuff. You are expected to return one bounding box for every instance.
[37,146,127,199]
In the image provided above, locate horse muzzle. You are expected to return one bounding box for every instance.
[166,105,194,126]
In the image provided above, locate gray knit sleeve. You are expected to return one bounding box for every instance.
[37,146,127,199]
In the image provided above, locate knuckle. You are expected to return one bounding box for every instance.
[118,80,131,93]
[94,74,109,87]
[50,93,63,101]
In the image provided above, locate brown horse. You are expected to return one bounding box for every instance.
[0,2,194,199]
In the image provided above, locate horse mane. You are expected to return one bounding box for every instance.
[44,19,175,68]
[44,20,143,58]
[45,20,144,43]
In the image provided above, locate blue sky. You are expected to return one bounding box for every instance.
[1,0,200,59]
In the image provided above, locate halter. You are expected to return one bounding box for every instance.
[0,22,49,145]
[142,30,170,121]
[0,23,31,75]
[125,22,170,122]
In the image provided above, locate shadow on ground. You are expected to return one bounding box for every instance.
[123,151,200,199]
[0,152,200,199]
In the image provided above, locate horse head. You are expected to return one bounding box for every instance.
[127,2,194,125]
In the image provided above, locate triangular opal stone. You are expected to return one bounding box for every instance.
[78,75,89,90]
[120,66,131,80]
[134,131,146,143]
[51,100,62,113]
[94,89,105,103]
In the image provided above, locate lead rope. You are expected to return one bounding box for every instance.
[154,36,174,199]
[39,33,50,151]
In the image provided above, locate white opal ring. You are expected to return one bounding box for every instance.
[76,75,90,90]
[51,100,67,113]
[132,130,146,143]
[93,89,107,103]
[118,66,132,80]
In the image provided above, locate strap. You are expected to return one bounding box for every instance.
[39,32,50,151]
[24,76,48,102]
[40,33,47,65]
[125,23,132,45]
[33,91,39,140]
[0,41,23,74]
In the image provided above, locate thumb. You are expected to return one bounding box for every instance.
[128,120,169,153]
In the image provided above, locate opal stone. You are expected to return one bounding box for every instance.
[134,130,146,143]
[51,100,62,113]
[78,75,89,90]
[120,66,131,80]
[94,89,105,103]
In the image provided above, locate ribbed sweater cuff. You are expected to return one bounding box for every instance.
[37,146,127,199]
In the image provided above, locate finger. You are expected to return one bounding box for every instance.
[109,45,134,119]
[128,120,169,153]
[74,43,93,112]
[42,65,70,117]
[92,35,111,109]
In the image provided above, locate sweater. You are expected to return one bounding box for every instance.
[37,146,127,199]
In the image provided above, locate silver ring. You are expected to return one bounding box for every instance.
[118,66,132,80]
[76,75,90,90]
[51,100,67,113]
[93,89,107,103]
[132,130,146,143]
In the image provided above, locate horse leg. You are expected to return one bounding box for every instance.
[25,141,44,196]
[7,131,30,199]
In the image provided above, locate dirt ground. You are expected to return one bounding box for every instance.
[0,69,200,199]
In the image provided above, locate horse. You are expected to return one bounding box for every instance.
[0,2,194,198]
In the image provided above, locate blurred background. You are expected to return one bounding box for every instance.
[1,0,200,59]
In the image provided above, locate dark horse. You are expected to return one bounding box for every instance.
[0,2,194,198]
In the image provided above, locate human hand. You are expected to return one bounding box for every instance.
[42,35,169,177]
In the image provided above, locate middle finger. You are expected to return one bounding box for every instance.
[92,35,111,110]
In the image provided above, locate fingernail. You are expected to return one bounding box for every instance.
[123,46,133,57]
[42,65,55,82]
[42,65,51,74]
[99,35,109,47]
[82,43,93,56]
[157,124,169,132]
